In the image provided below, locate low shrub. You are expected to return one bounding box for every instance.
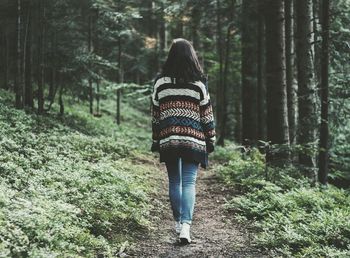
[0,96,155,257]
[216,144,350,257]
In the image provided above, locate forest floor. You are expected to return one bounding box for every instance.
[127,161,268,258]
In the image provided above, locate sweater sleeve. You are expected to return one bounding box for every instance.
[199,86,216,144]
[151,80,160,142]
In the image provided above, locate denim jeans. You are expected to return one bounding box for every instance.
[165,157,199,225]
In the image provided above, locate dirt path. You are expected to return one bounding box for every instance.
[127,163,267,258]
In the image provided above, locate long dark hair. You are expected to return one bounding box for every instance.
[161,38,205,82]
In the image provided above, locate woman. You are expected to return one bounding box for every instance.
[151,38,216,244]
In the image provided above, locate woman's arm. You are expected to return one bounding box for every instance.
[199,84,216,153]
[151,79,160,152]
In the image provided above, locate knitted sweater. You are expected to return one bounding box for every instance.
[151,76,216,168]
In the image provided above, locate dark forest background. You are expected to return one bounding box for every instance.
[0,0,350,256]
[1,0,349,184]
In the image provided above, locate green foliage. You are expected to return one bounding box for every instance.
[329,0,350,182]
[215,145,350,257]
[210,142,243,164]
[0,93,155,257]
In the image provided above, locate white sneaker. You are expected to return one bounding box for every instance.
[175,221,182,234]
[179,222,191,244]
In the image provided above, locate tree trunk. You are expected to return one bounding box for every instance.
[295,0,317,181]
[241,0,258,147]
[47,31,56,106]
[221,1,236,142]
[234,94,242,143]
[15,0,22,108]
[318,0,330,185]
[96,78,100,115]
[285,0,298,144]
[46,30,57,112]
[24,5,33,108]
[59,83,64,116]
[159,1,166,52]
[95,10,101,117]
[191,2,200,51]
[265,0,290,165]
[257,1,266,142]
[216,0,225,146]
[116,36,122,125]
[37,0,45,114]
[1,26,9,90]
[313,0,322,90]
[88,11,93,114]
[221,22,234,145]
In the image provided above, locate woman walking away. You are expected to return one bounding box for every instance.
[150,38,216,244]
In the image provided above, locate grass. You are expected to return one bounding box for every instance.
[214,143,350,257]
[0,89,157,257]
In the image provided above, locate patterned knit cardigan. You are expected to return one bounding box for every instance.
[151,76,216,168]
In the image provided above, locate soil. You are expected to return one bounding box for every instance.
[126,163,269,258]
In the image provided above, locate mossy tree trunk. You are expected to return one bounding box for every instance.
[295,0,317,181]
[265,0,290,165]
[318,0,330,185]
[241,0,258,147]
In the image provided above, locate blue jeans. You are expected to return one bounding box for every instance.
[165,157,199,225]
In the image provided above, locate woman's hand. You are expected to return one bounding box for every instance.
[151,140,160,152]
[206,140,215,153]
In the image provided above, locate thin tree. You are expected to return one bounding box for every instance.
[58,72,64,116]
[265,0,290,164]
[285,0,297,144]
[94,9,101,117]
[312,0,322,89]
[47,29,56,108]
[1,24,9,90]
[216,0,225,146]
[88,9,94,114]
[37,0,45,114]
[14,0,22,108]
[190,1,200,51]
[241,0,258,146]
[295,0,317,181]
[24,2,33,108]
[222,1,236,145]
[257,0,266,142]
[318,0,330,185]
[116,35,122,125]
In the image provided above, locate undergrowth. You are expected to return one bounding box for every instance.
[214,143,350,257]
[0,89,156,257]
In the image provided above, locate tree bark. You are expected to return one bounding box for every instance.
[220,0,236,143]
[216,0,226,145]
[94,9,101,117]
[295,0,317,181]
[257,1,266,142]
[318,0,330,185]
[265,0,290,165]
[191,1,200,51]
[1,25,9,90]
[116,36,122,125]
[241,0,258,146]
[24,4,33,108]
[313,0,322,90]
[14,0,22,108]
[285,0,298,144]
[88,10,93,114]
[221,22,234,145]
[159,1,166,52]
[37,0,45,114]
[59,80,64,115]
[47,31,56,107]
